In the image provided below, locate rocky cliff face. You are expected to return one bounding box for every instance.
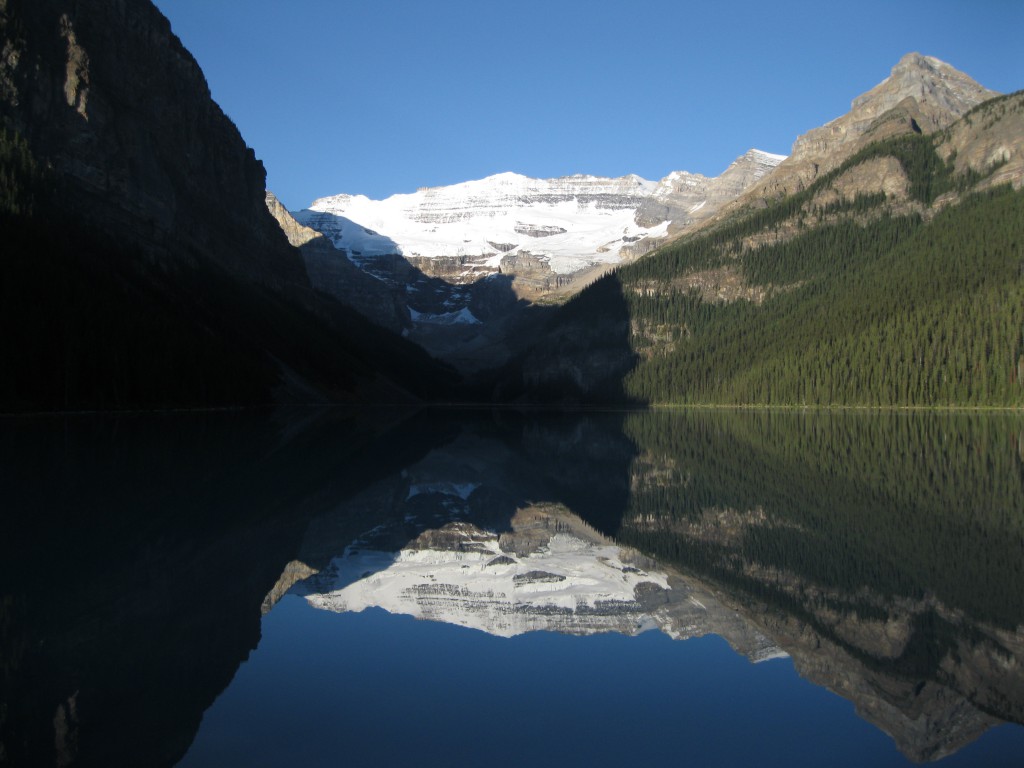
[936,90,1024,192]
[634,149,786,234]
[0,0,307,289]
[265,191,408,332]
[737,53,999,204]
[800,53,994,152]
[0,0,465,410]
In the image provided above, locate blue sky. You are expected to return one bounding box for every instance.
[153,0,1024,209]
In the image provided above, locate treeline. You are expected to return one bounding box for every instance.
[552,126,1024,407]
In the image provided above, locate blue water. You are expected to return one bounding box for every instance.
[9,409,1017,767]
[180,597,1024,768]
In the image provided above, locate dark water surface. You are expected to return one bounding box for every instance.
[2,408,1023,767]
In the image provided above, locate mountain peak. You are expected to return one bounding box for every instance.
[893,51,950,74]
[746,148,788,162]
[735,53,1000,204]
[851,52,997,119]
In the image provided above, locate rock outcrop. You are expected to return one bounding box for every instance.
[264,190,324,248]
[936,90,1024,192]
[497,250,571,292]
[634,149,786,236]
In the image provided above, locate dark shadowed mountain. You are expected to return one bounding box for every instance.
[0,0,458,412]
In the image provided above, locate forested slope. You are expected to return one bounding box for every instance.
[528,95,1024,407]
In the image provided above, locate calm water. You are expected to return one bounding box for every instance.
[2,408,1023,767]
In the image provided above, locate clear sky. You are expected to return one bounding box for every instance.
[152,0,1024,210]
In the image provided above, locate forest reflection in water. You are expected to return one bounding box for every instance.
[2,408,1023,767]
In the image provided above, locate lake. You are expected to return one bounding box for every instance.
[2,408,1022,767]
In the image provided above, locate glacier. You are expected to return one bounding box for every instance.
[293,150,786,280]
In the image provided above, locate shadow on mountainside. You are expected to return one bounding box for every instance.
[481,272,644,406]
[0,202,467,411]
[296,209,565,378]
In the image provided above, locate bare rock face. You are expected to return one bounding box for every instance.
[936,91,1024,191]
[514,223,567,238]
[634,149,786,236]
[747,53,999,202]
[0,0,307,290]
[265,191,408,332]
[497,250,573,293]
[261,559,319,615]
[265,190,324,248]
[809,156,911,209]
[802,53,994,151]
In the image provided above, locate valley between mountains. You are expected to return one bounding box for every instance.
[1,0,1022,410]
[273,53,1024,406]
[2,5,1023,766]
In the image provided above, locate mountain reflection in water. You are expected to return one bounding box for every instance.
[3,409,1023,766]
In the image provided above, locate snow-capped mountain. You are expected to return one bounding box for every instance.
[296,172,668,277]
[294,150,785,280]
[276,151,786,372]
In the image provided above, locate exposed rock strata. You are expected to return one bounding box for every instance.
[809,156,911,208]
[298,153,784,287]
[936,90,1024,191]
[634,149,786,238]
[736,53,999,205]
